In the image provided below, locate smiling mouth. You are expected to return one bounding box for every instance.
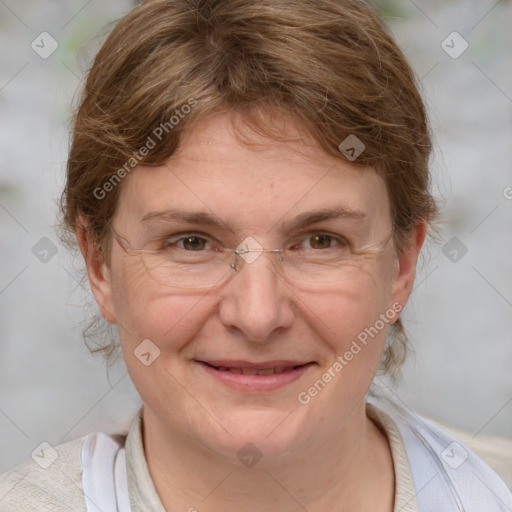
[196,360,316,392]
[197,359,316,390]
[202,362,306,376]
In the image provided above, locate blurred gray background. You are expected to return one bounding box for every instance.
[0,0,511,472]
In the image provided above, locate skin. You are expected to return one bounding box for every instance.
[79,111,425,512]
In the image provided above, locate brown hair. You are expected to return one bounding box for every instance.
[60,0,438,373]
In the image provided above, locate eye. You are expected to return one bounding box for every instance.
[162,234,212,251]
[178,235,210,251]
[299,233,346,250]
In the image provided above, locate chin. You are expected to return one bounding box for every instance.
[198,407,312,465]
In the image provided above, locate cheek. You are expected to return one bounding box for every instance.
[112,287,216,428]
[113,286,214,413]
[110,253,211,352]
[115,289,210,348]
[313,262,395,340]
[294,272,395,429]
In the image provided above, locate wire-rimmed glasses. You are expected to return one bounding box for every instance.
[108,225,393,289]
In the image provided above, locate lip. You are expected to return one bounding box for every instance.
[196,360,316,392]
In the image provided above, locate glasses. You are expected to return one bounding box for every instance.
[108,225,393,289]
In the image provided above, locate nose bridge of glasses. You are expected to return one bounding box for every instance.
[230,246,283,271]
[228,236,279,267]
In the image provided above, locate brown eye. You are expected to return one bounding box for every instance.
[179,236,208,251]
[308,234,334,249]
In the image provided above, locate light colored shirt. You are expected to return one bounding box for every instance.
[1,404,511,511]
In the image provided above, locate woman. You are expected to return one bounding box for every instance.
[1,0,511,510]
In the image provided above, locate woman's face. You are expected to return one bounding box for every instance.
[86,112,422,461]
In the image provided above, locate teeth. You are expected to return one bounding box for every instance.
[215,365,296,375]
[257,368,275,375]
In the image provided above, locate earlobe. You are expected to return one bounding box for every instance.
[76,218,117,324]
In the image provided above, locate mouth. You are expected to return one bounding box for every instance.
[195,360,316,392]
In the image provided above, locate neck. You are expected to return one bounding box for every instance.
[141,403,395,512]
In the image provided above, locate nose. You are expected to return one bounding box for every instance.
[218,253,295,343]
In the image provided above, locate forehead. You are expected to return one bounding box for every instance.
[116,112,391,232]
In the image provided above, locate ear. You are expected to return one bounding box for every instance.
[76,218,117,324]
[390,221,426,319]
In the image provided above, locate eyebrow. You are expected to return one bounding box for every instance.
[284,206,367,231]
[140,205,367,232]
[141,209,234,232]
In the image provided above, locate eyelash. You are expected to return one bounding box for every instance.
[160,232,350,251]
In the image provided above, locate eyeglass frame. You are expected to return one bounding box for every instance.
[106,223,395,289]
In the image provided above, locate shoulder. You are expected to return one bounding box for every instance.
[429,418,512,491]
[0,436,87,512]
[368,397,512,508]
